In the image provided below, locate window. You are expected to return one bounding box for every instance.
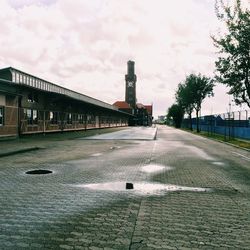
[12,72,16,82]
[16,73,19,83]
[25,109,32,124]
[50,111,58,124]
[0,107,4,126]
[87,114,95,125]
[37,80,41,89]
[24,109,38,125]
[87,115,91,123]
[67,113,72,124]
[42,83,45,90]
[33,109,38,124]
[78,114,84,124]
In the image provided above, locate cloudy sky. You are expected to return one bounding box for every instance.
[0,0,249,117]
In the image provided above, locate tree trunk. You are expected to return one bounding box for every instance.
[196,109,200,133]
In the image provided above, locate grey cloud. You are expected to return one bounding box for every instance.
[0,0,232,117]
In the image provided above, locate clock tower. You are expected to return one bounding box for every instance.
[125,60,137,109]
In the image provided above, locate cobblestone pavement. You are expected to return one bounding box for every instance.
[0,126,249,249]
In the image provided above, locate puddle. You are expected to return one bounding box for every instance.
[186,146,215,160]
[91,153,103,157]
[75,182,210,195]
[140,164,172,173]
[26,169,53,175]
[212,162,225,166]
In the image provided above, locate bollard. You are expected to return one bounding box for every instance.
[126,183,134,189]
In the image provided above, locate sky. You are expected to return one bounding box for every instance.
[0,0,249,118]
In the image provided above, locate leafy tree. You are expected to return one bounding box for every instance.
[183,74,214,132]
[167,104,184,128]
[212,0,250,107]
[176,82,195,130]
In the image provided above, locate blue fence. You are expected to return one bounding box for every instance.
[182,110,250,140]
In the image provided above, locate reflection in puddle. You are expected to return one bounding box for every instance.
[91,153,103,157]
[110,146,121,150]
[140,164,172,173]
[75,182,210,195]
[212,162,225,166]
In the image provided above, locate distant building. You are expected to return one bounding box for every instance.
[155,115,166,124]
[113,101,132,114]
[134,103,153,126]
[113,61,153,126]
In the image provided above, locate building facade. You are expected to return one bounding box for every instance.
[114,61,153,126]
[0,67,131,138]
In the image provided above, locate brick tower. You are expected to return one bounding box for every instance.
[125,60,137,109]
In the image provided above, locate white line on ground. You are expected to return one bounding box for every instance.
[231,151,250,161]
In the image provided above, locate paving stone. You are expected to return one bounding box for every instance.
[16,242,29,247]
[0,126,249,249]
[59,245,74,250]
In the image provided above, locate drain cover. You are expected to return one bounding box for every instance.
[26,169,53,175]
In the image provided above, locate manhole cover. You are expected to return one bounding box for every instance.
[25,169,53,175]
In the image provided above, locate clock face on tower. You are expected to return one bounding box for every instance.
[128,81,134,87]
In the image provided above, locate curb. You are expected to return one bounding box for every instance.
[211,138,250,152]
[180,128,250,152]
[153,127,158,140]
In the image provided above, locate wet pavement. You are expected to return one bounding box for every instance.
[82,126,157,140]
[0,126,250,249]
